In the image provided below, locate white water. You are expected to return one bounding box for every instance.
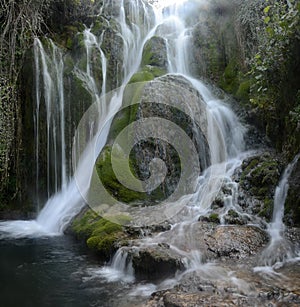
[34,39,67,200]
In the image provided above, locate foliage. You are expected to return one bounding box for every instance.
[249,0,300,110]
[0,0,53,81]
[0,78,16,193]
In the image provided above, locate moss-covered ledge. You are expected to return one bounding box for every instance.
[70,208,130,260]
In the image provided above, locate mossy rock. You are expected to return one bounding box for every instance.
[240,153,281,199]
[239,153,283,222]
[236,79,252,104]
[96,145,147,204]
[258,198,273,221]
[219,60,240,95]
[129,66,166,84]
[199,213,220,224]
[141,36,168,69]
[72,209,125,259]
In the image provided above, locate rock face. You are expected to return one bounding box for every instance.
[234,151,282,222]
[141,36,168,69]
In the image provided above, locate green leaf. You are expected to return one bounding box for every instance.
[264,6,271,14]
[264,16,271,24]
[266,26,274,35]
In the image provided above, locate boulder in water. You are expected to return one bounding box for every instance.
[130,243,184,281]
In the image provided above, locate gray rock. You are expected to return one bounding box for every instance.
[205,225,268,260]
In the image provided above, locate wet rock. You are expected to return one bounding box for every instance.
[223,209,249,225]
[205,225,268,260]
[285,227,300,247]
[125,222,172,237]
[232,151,283,223]
[144,263,300,307]
[141,36,168,69]
[199,213,220,224]
[130,244,185,281]
[174,222,268,261]
[285,159,300,226]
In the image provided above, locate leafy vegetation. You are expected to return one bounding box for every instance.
[250,0,300,106]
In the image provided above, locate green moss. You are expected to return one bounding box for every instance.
[284,186,300,227]
[236,79,252,103]
[228,209,239,218]
[129,71,154,83]
[258,198,273,221]
[209,213,220,223]
[129,66,166,84]
[241,154,280,200]
[72,210,99,238]
[219,60,239,94]
[107,103,139,143]
[96,146,147,204]
[87,233,120,258]
[141,36,162,67]
[72,210,124,258]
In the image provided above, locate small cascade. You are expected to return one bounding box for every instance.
[269,153,300,240]
[258,153,300,266]
[97,248,135,283]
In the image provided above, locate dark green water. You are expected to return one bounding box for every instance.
[0,236,141,307]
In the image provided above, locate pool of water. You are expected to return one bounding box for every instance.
[0,236,146,307]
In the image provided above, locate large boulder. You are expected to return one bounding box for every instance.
[99,74,211,210]
[129,243,185,281]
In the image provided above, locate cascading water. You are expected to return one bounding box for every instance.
[269,153,300,241]
[257,153,300,266]
[34,39,67,201]
[101,0,248,280]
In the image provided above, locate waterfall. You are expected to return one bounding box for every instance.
[257,153,300,266]
[0,0,156,238]
[34,39,67,200]
[100,0,247,274]
[0,0,255,257]
[268,153,300,241]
